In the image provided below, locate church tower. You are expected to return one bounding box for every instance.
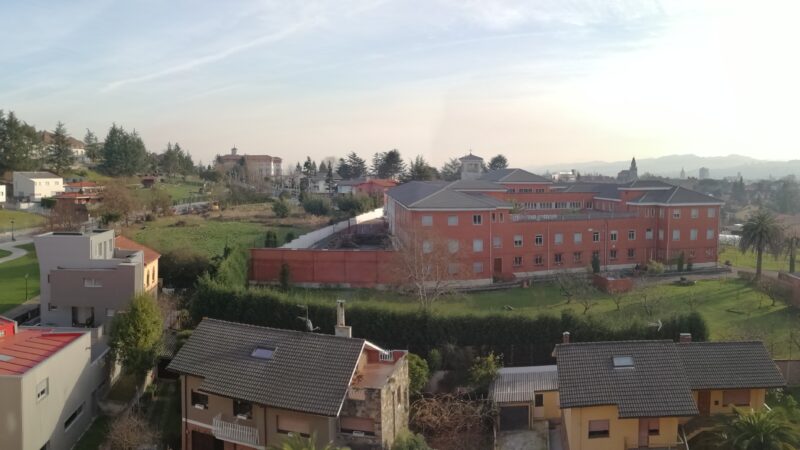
[629,157,638,180]
[459,153,484,180]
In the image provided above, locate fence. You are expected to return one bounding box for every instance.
[281,207,384,249]
[250,248,397,287]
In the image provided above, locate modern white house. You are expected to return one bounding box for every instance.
[13,172,64,201]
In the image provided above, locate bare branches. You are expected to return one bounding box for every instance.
[105,411,157,450]
[411,395,495,450]
[391,227,458,308]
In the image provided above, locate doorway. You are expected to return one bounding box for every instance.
[493,258,503,275]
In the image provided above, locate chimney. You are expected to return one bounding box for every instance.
[562,331,570,344]
[679,333,692,343]
[335,300,352,338]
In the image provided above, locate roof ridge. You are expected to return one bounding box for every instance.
[665,186,679,203]
[556,339,675,347]
[200,317,366,342]
[409,181,458,207]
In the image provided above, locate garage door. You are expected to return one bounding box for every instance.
[192,431,224,450]
[499,405,530,431]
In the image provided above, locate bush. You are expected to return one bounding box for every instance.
[160,249,215,289]
[40,198,56,209]
[427,349,442,372]
[676,252,686,272]
[335,194,378,216]
[468,352,501,395]
[265,230,279,248]
[646,260,665,275]
[407,353,430,395]
[591,252,600,273]
[272,199,290,218]
[392,432,433,450]
[302,195,331,216]
[284,232,296,244]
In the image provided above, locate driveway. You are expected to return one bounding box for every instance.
[497,421,549,450]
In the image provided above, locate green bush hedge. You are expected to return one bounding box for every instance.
[190,279,709,366]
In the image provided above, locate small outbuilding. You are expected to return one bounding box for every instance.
[490,365,560,431]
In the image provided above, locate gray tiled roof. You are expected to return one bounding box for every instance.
[677,342,786,390]
[490,365,558,403]
[557,341,699,418]
[459,154,484,161]
[386,180,511,209]
[386,181,449,207]
[15,171,61,179]
[630,186,723,205]
[448,179,507,191]
[167,318,365,417]
[482,168,551,183]
[622,180,673,189]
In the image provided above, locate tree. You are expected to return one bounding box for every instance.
[106,411,158,450]
[391,228,457,307]
[372,149,406,179]
[0,110,42,172]
[302,195,331,216]
[411,395,494,450]
[732,176,747,203]
[47,121,75,174]
[160,249,214,289]
[715,407,799,450]
[302,156,317,177]
[83,129,103,163]
[468,352,501,394]
[488,154,508,170]
[99,183,140,225]
[267,433,347,450]
[392,432,433,450]
[337,152,367,180]
[147,186,173,216]
[108,294,163,378]
[279,263,291,290]
[403,155,437,181]
[784,227,799,274]
[284,232,296,244]
[265,230,279,248]
[407,353,430,395]
[325,163,335,193]
[439,158,461,181]
[739,211,784,280]
[272,198,290,218]
[47,202,86,231]
[100,124,147,176]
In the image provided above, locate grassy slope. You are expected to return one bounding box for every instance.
[298,278,800,358]
[0,244,40,314]
[719,245,790,272]
[0,209,45,231]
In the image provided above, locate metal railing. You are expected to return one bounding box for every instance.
[213,413,260,446]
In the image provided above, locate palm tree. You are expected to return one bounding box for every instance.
[739,211,784,280]
[716,408,800,450]
[268,433,349,450]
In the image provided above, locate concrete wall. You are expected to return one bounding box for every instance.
[13,174,63,200]
[282,207,384,249]
[251,248,398,287]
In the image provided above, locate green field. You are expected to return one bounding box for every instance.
[0,209,45,232]
[0,249,10,258]
[719,245,791,272]
[0,244,40,314]
[62,168,113,183]
[297,277,800,358]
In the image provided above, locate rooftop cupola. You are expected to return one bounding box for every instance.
[459,152,484,180]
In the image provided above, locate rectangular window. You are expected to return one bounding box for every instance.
[628,230,636,240]
[659,209,665,218]
[673,208,681,219]
[673,229,680,241]
[645,228,653,240]
[448,263,459,274]
[473,214,482,225]
[627,248,635,259]
[422,240,432,254]
[535,234,543,246]
[554,233,563,244]
[723,390,751,407]
[609,249,617,260]
[473,239,483,252]
[83,278,102,288]
[534,394,544,407]
[448,215,458,226]
[707,228,714,240]
[493,236,502,249]
[191,391,209,409]
[708,208,716,218]
[691,208,699,219]
[233,400,253,419]
[421,215,433,226]
[592,232,600,242]
[588,419,610,438]
[534,255,543,266]
[554,253,563,264]
[36,378,49,402]
[573,232,582,244]
[513,256,523,267]
[610,231,618,242]
[592,250,600,261]
[648,418,660,436]
[340,417,376,436]
[473,262,484,274]
[64,402,84,430]
[448,240,459,254]
[690,229,698,241]
[573,252,582,263]
[659,229,664,240]
[278,415,312,437]
[514,235,523,247]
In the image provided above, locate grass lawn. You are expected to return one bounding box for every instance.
[0,244,40,314]
[73,415,111,450]
[144,381,181,449]
[107,374,140,403]
[0,249,10,258]
[0,209,45,231]
[297,277,800,358]
[62,168,113,183]
[719,245,790,272]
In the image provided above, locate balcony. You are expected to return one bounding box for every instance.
[212,413,260,447]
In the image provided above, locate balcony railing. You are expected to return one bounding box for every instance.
[213,413,260,446]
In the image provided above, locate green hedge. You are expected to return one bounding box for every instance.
[190,279,709,366]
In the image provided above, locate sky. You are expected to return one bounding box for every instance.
[2,0,800,169]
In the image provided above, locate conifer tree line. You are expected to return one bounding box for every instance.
[0,110,196,177]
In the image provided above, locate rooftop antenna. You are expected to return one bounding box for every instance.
[296,305,319,332]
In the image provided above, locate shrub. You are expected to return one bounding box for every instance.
[265,230,279,248]
[646,260,665,275]
[272,199,290,218]
[427,348,442,372]
[392,432,433,450]
[284,232,296,244]
[676,252,686,272]
[407,353,430,395]
[336,194,378,216]
[302,196,331,216]
[40,198,56,209]
[160,249,215,289]
[468,352,501,395]
[591,252,601,273]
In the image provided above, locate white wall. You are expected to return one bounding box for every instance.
[12,174,64,200]
[282,207,385,249]
[0,184,6,203]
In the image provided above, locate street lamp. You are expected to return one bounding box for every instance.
[10,219,15,241]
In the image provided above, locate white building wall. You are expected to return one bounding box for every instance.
[0,184,6,203]
[12,173,64,201]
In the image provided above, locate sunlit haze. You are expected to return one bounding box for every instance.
[3,0,800,168]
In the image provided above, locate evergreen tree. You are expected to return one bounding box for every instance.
[325,163,335,193]
[739,211,784,280]
[0,110,41,172]
[83,129,103,163]
[732,176,747,203]
[371,149,405,179]
[336,157,352,179]
[404,155,438,181]
[440,158,462,181]
[344,152,367,179]
[109,294,162,378]
[47,121,75,174]
[100,124,147,176]
[488,154,508,170]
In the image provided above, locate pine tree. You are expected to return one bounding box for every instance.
[325,164,335,193]
[488,154,508,170]
[100,124,147,176]
[0,111,41,172]
[404,155,437,181]
[46,122,75,174]
[84,129,103,163]
[345,152,367,179]
[440,158,462,181]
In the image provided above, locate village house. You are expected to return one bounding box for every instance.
[168,302,409,450]
[12,171,64,202]
[214,147,282,188]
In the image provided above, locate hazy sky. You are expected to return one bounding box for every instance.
[2,0,800,169]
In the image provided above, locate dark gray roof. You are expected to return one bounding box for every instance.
[557,341,699,418]
[459,153,484,161]
[15,171,61,179]
[677,342,785,390]
[386,180,511,210]
[481,168,551,183]
[630,186,724,205]
[167,318,365,417]
[386,181,449,207]
[490,365,558,403]
[622,180,673,189]
[448,179,507,191]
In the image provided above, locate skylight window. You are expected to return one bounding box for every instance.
[0,354,14,362]
[251,347,275,359]
[613,356,634,368]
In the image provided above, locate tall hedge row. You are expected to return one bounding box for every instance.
[190,279,709,366]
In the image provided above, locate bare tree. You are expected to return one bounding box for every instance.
[105,411,157,450]
[391,227,458,308]
[47,202,86,231]
[610,292,625,311]
[555,270,594,307]
[411,394,494,450]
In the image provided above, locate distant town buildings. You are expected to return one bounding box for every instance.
[12,171,64,202]
[616,158,638,183]
[551,170,577,182]
[699,167,710,180]
[214,147,282,188]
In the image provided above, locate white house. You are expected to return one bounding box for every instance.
[0,184,6,204]
[13,172,64,201]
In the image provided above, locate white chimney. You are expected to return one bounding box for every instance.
[335,300,352,338]
[562,331,571,344]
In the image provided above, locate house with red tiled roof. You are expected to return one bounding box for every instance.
[0,316,109,450]
[115,235,161,294]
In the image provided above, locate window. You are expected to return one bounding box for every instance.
[691,208,699,219]
[534,255,544,266]
[723,390,751,407]
[610,231,618,242]
[673,229,680,241]
[448,215,459,226]
[534,394,544,407]
[554,233,563,244]
[251,347,274,359]
[472,214,482,225]
[535,234,544,246]
[64,402,84,430]
[36,378,49,402]
[592,232,600,242]
[536,188,545,193]
[659,208,665,218]
[554,253,563,264]
[573,232,582,244]
[448,263,459,274]
[707,228,714,240]
[83,278,102,288]
[588,420,610,438]
[278,415,312,437]
[609,249,617,260]
[448,240,459,254]
[514,235,523,247]
[421,215,432,226]
[492,236,502,249]
[422,240,432,254]
[234,400,253,419]
[473,262,484,273]
[658,229,664,240]
[673,208,681,219]
[573,252,582,263]
[627,248,635,259]
[513,256,523,267]
[706,247,715,257]
[645,228,653,240]
[628,230,636,240]
[690,229,698,241]
[191,391,209,409]
[340,417,375,436]
[648,418,660,436]
[708,208,716,218]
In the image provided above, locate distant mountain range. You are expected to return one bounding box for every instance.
[528,154,800,180]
